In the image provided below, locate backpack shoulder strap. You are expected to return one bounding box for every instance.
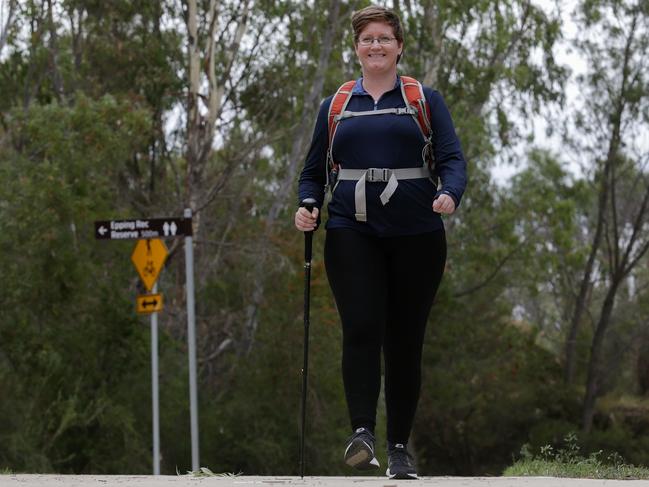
[324,80,356,190]
[399,75,433,141]
[327,80,356,149]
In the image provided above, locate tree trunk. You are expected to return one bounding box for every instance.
[46,0,64,100]
[581,279,620,432]
[564,163,609,384]
[0,0,16,53]
[580,11,642,424]
[422,0,443,88]
[185,0,201,211]
[185,0,250,229]
[564,13,634,384]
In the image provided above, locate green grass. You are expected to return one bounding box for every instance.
[0,468,12,474]
[505,458,649,479]
[504,432,649,480]
[182,467,242,477]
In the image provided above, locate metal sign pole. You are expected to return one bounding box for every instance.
[151,282,161,475]
[184,208,200,472]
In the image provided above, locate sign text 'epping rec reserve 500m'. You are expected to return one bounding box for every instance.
[95,218,192,240]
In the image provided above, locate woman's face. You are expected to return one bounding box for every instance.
[354,21,403,76]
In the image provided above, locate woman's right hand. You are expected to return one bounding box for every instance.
[294,206,319,232]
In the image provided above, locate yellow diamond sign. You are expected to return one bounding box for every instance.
[131,239,168,291]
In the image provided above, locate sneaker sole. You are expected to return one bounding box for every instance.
[344,439,380,470]
[386,468,418,479]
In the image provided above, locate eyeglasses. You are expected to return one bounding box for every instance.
[358,36,396,46]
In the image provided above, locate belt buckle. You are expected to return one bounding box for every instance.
[366,168,391,182]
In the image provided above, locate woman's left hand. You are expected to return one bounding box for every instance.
[432,194,456,214]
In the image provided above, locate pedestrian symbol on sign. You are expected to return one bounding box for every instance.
[163,221,178,236]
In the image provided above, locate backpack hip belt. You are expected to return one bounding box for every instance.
[337,167,431,222]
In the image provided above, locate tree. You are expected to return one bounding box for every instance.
[563,0,649,432]
[0,95,155,472]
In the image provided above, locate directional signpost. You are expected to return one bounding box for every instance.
[95,211,199,475]
[95,217,192,240]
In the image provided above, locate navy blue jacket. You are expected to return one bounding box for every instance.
[298,76,467,237]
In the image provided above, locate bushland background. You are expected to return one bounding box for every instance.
[1,0,649,477]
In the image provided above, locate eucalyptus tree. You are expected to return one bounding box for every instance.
[0,0,184,199]
[495,0,649,435]
[566,0,649,432]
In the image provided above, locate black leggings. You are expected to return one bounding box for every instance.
[324,228,446,444]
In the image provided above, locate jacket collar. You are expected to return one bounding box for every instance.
[352,76,401,95]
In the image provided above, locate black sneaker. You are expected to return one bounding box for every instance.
[343,427,380,470]
[386,443,417,479]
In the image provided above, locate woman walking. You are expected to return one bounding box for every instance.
[295,5,467,479]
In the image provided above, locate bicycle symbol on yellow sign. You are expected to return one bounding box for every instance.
[131,239,169,291]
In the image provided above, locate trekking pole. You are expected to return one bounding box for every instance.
[299,197,316,479]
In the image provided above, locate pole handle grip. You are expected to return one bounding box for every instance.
[301,198,316,263]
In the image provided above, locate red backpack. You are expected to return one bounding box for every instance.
[325,75,434,189]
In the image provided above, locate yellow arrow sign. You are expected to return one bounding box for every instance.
[137,293,164,314]
[131,239,168,291]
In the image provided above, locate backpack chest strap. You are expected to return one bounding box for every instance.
[338,167,430,222]
[334,106,417,122]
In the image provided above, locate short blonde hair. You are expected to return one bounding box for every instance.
[351,5,404,45]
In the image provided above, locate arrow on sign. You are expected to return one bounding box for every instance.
[136,293,163,314]
[141,298,159,308]
[98,226,108,236]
